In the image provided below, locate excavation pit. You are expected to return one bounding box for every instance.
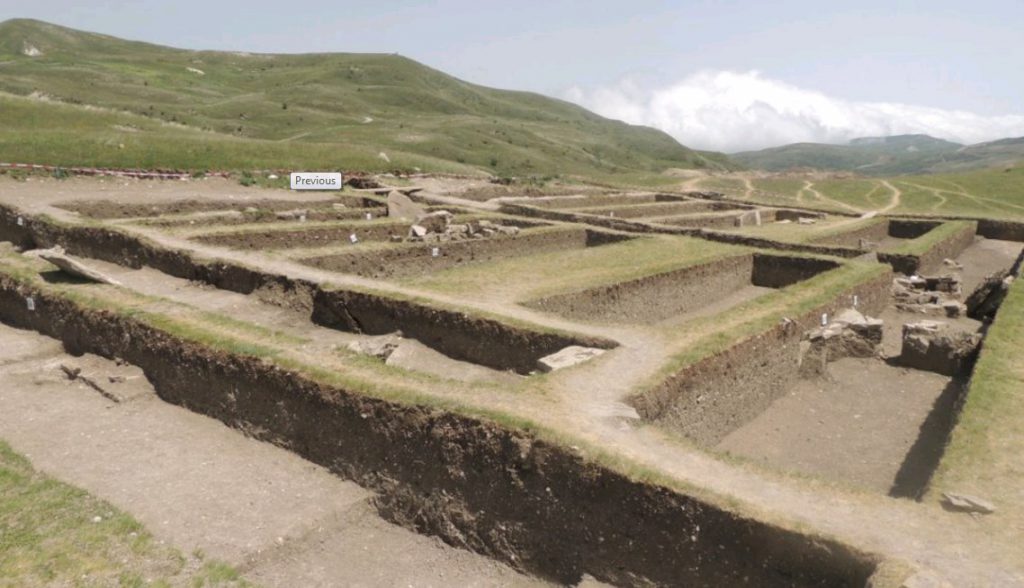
[135,205,390,228]
[519,192,685,210]
[55,196,379,219]
[525,253,840,324]
[572,199,747,219]
[190,217,545,250]
[812,219,942,250]
[300,227,635,280]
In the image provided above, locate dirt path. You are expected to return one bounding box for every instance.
[878,181,903,213]
[803,181,864,213]
[0,324,545,587]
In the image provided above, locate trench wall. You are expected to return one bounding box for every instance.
[524,254,756,324]
[0,274,877,586]
[812,220,891,248]
[878,222,977,275]
[630,269,892,446]
[751,254,842,288]
[887,220,942,239]
[523,193,685,210]
[56,196,377,218]
[577,200,744,219]
[301,228,633,280]
[194,222,406,249]
[0,206,612,373]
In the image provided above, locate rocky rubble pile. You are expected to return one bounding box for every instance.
[404,211,520,243]
[800,308,884,377]
[892,274,966,317]
[900,320,981,376]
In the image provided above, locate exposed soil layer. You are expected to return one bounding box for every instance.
[652,210,753,229]
[717,358,960,495]
[500,202,869,258]
[519,193,684,210]
[194,217,547,250]
[56,196,379,218]
[954,237,1024,296]
[525,254,839,325]
[811,220,941,250]
[138,206,390,228]
[0,206,613,374]
[574,200,745,219]
[631,270,892,446]
[878,223,978,275]
[0,326,540,586]
[0,275,877,587]
[301,227,635,280]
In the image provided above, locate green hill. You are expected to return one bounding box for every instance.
[731,134,970,175]
[0,18,729,177]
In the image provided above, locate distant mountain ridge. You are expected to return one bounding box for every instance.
[0,18,736,176]
[733,134,1024,175]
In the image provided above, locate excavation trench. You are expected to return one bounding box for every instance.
[301,227,635,280]
[0,206,613,374]
[633,237,1022,497]
[524,253,839,325]
[653,209,775,229]
[877,222,978,275]
[191,217,546,250]
[811,219,941,250]
[136,205,390,228]
[55,196,381,219]
[572,200,747,219]
[0,268,878,587]
[517,192,686,210]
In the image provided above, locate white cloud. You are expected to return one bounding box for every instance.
[564,70,1024,153]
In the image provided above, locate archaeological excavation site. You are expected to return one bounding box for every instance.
[1,169,1021,587]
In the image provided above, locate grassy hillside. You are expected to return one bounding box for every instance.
[0,18,728,177]
[697,166,1024,219]
[732,135,968,175]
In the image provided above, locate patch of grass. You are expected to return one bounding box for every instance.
[926,277,1024,524]
[645,260,888,386]
[882,220,975,256]
[402,234,746,301]
[0,439,247,586]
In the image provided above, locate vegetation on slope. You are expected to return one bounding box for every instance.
[927,272,1024,542]
[703,167,1024,219]
[733,134,1024,176]
[0,18,727,177]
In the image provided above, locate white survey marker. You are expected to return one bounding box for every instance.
[290,172,342,190]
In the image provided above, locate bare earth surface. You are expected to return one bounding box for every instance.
[0,323,544,587]
[717,357,955,493]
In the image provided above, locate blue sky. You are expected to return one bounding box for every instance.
[4,1,1023,150]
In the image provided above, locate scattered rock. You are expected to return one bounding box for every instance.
[26,246,122,285]
[797,217,817,225]
[386,190,425,221]
[536,346,606,373]
[942,258,964,270]
[346,335,402,361]
[899,569,955,588]
[941,492,996,514]
[801,308,883,376]
[965,269,1014,320]
[414,210,453,234]
[900,321,981,376]
[409,224,428,238]
[275,209,309,221]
